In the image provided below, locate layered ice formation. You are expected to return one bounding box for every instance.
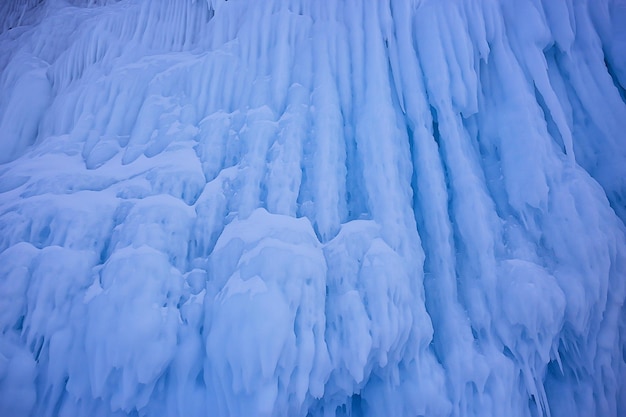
[0,0,625,416]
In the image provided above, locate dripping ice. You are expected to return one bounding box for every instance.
[0,0,625,416]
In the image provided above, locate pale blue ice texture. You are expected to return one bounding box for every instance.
[0,0,625,416]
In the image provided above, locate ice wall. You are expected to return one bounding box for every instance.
[0,0,625,416]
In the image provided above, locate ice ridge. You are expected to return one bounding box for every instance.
[0,1,625,416]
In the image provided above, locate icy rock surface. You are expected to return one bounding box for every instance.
[0,0,626,416]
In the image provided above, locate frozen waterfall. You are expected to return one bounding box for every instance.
[0,0,625,416]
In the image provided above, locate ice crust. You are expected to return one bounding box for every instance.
[0,0,625,416]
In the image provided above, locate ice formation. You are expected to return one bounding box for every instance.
[0,0,625,416]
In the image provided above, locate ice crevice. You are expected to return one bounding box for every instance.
[0,0,625,417]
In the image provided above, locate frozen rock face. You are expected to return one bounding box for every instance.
[0,0,625,416]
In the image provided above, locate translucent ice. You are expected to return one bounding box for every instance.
[0,0,625,416]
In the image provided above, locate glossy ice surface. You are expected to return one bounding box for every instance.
[0,1,625,416]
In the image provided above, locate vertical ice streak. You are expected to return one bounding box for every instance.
[0,1,625,417]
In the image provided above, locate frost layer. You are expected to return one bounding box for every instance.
[0,0,625,416]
